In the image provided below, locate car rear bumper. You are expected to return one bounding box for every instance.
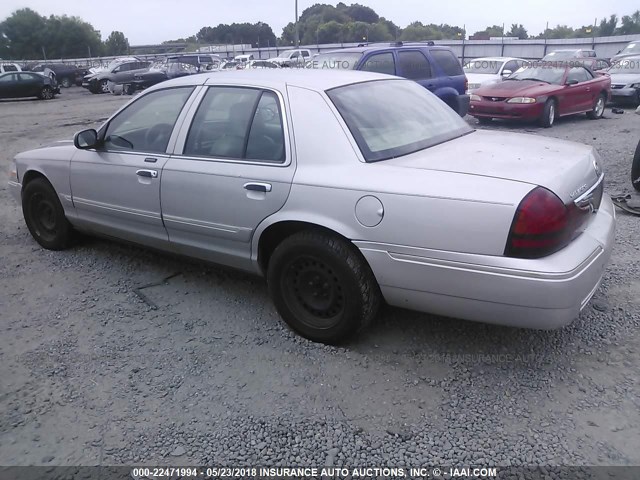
[469,100,544,120]
[356,196,615,329]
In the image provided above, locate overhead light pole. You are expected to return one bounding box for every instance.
[294,0,300,47]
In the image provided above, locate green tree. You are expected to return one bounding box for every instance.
[471,25,505,39]
[617,10,640,35]
[598,14,618,36]
[507,23,528,39]
[0,8,47,59]
[104,31,129,55]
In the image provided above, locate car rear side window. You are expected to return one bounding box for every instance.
[361,53,395,75]
[397,51,431,80]
[430,50,463,76]
[328,79,472,162]
[2,64,18,72]
[103,87,194,154]
[184,87,286,163]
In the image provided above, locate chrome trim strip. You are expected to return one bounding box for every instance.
[73,197,160,220]
[383,249,602,281]
[162,214,250,235]
[574,173,605,211]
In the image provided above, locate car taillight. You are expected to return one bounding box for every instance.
[505,187,590,259]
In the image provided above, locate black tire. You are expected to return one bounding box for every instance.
[267,231,381,344]
[587,93,606,119]
[89,81,101,94]
[60,76,72,88]
[38,86,54,100]
[477,117,493,125]
[22,178,74,250]
[539,98,557,128]
[632,139,640,192]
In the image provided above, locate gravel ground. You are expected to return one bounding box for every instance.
[0,88,639,473]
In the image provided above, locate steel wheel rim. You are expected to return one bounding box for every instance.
[595,97,605,117]
[549,104,555,125]
[282,255,345,329]
[29,193,57,241]
[100,81,109,93]
[43,88,52,99]
[61,78,71,88]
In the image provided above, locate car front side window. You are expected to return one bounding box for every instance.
[103,87,194,153]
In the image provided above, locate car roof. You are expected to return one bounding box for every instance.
[145,69,394,93]
[323,43,453,54]
[464,56,522,62]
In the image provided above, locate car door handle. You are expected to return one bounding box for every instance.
[243,182,272,192]
[144,157,157,163]
[136,169,158,178]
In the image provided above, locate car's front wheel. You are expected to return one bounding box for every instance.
[477,117,493,125]
[22,178,75,250]
[632,139,640,192]
[587,93,606,119]
[60,76,72,88]
[539,99,556,128]
[267,231,381,344]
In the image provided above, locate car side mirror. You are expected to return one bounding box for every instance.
[74,129,99,149]
[565,79,579,86]
[501,69,512,77]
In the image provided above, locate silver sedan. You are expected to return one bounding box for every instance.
[8,70,615,344]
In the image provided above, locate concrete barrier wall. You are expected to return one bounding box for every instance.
[11,34,640,66]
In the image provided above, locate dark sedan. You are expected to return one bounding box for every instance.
[469,63,611,127]
[0,71,60,100]
[123,61,200,93]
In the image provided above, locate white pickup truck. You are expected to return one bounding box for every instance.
[269,49,312,67]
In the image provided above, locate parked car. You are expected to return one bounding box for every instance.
[113,61,201,93]
[612,40,640,62]
[28,63,85,88]
[0,62,22,73]
[270,48,312,67]
[83,59,151,94]
[246,60,280,69]
[464,57,526,92]
[543,49,597,60]
[607,56,640,106]
[0,71,59,100]
[469,62,611,127]
[87,57,139,75]
[167,54,221,71]
[311,42,469,116]
[8,70,615,344]
[234,54,254,68]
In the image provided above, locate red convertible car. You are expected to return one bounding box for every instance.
[468,63,611,127]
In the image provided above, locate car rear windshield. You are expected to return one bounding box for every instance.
[327,79,472,162]
[464,59,502,74]
[311,52,363,70]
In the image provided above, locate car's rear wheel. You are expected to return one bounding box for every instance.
[477,117,493,125]
[267,231,380,344]
[60,77,72,88]
[539,99,556,128]
[38,86,54,100]
[22,178,75,250]
[632,139,640,192]
[587,93,606,119]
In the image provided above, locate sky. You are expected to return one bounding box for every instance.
[0,0,638,44]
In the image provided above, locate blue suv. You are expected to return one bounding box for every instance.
[312,42,470,116]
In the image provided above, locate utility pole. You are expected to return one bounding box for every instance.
[294,0,300,47]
